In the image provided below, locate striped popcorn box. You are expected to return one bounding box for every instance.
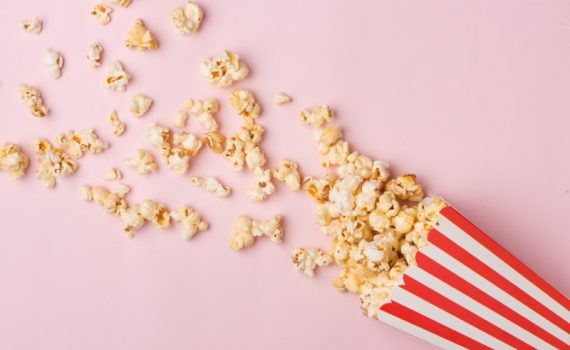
[378,206,569,349]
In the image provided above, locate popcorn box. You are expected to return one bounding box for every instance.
[378,206,570,349]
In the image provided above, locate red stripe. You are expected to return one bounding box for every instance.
[441,206,570,311]
[416,252,569,349]
[428,228,570,334]
[401,275,534,349]
[380,301,492,349]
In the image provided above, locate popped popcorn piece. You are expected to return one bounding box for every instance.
[105,61,130,92]
[229,214,283,251]
[92,185,127,216]
[171,205,208,240]
[300,105,334,127]
[87,43,103,68]
[56,129,108,158]
[272,159,301,191]
[199,51,249,88]
[291,248,333,277]
[147,122,171,148]
[202,131,225,153]
[190,176,231,197]
[251,215,283,244]
[229,89,261,125]
[108,111,126,136]
[0,143,29,179]
[245,146,266,170]
[130,94,153,117]
[125,19,158,51]
[170,1,203,34]
[274,92,292,105]
[173,132,202,156]
[385,174,424,202]
[186,98,219,132]
[33,140,78,188]
[138,200,170,228]
[104,0,131,7]
[43,49,63,79]
[119,206,145,237]
[91,4,113,25]
[125,149,158,175]
[103,167,122,181]
[19,84,48,118]
[113,183,131,197]
[173,110,188,128]
[79,185,93,202]
[246,167,275,202]
[22,17,42,34]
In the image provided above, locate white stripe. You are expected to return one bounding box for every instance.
[438,213,570,322]
[421,244,569,343]
[377,308,466,350]
[406,266,555,349]
[389,287,514,349]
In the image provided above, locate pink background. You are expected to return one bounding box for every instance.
[0,0,569,349]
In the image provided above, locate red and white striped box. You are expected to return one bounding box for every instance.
[378,206,569,349]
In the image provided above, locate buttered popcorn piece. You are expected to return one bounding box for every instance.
[43,50,63,79]
[108,111,126,136]
[229,89,261,125]
[33,139,78,188]
[22,17,42,34]
[104,0,131,7]
[105,61,130,91]
[171,1,203,34]
[130,94,153,117]
[103,167,122,181]
[190,176,231,197]
[138,200,170,228]
[186,98,219,132]
[274,92,292,105]
[385,174,424,202]
[202,131,225,154]
[300,105,334,127]
[87,43,103,68]
[229,214,283,252]
[56,129,108,158]
[125,149,158,175]
[246,167,275,202]
[19,84,48,118]
[0,143,29,179]
[199,51,249,88]
[125,19,158,51]
[91,4,113,25]
[272,160,301,191]
[251,215,283,244]
[292,248,333,277]
[171,205,208,240]
[173,110,188,128]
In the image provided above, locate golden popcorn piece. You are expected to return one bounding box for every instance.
[272,160,301,191]
[19,84,48,118]
[186,98,219,132]
[246,167,275,202]
[34,144,78,188]
[119,206,145,237]
[130,94,153,117]
[172,132,202,156]
[171,205,208,240]
[385,174,424,202]
[113,183,131,197]
[105,61,130,92]
[229,214,283,252]
[125,149,158,175]
[274,92,292,105]
[229,89,261,125]
[87,43,103,68]
[190,176,231,198]
[103,167,122,181]
[300,105,334,127]
[91,4,113,25]
[170,1,203,34]
[199,50,249,88]
[125,19,158,51]
[104,0,131,7]
[43,49,63,79]
[56,129,108,159]
[22,17,42,34]
[0,143,29,179]
[291,248,333,277]
[173,110,188,128]
[202,131,225,154]
[138,200,170,228]
[223,124,266,172]
[108,111,126,136]
[79,185,94,202]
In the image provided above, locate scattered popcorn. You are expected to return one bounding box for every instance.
[272,160,301,191]
[19,84,48,118]
[186,98,219,132]
[22,17,42,34]
[246,167,275,202]
[104,0,131,7]
[173,110,188,128]
[55,129,108,158]
[190,176,231,197]
[291,248,333,277]
[138,200,170,228]
[79,185,93,202]
[33,139,78,188]
[87,43,103,68]
[108,111,126,136]
[229,214,283,251]
[199,50,249,88]
[125,19,158,51]
[105,61,130,92]
[300,105,334,127]
[125,149,158,175]
[43,49,63,79]
[103,167,122,181]
[130,94,153,117]
[170,1,203,34]
[0,143,29,179]
[91,4,113,25]
[202,131,225,154]
[229,89,261,125]
[171,205,208,240]
[274,92,292,105]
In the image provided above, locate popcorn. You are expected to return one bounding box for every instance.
[79,185,93,202]
[113,183,131,197]
[274,92,292,105]
[33,139,78,188]
[125,19,158,51]
[291,248,333,277]
[105,61,130,92]
[91,4,113,25]
[104,0,131,7]
[172,132,202,156]
[171,205,208,240]
[229,89,261,125]
[119,206,145,236]
[300,105,334,127]
[43,50,63,79]
[125,149,158,175]
[55,129,108,158]
[170,1,203,34]
[272,160,301,191]
[147,123,171,148]
[244,146,266,170]
[190,176,231,197]
[246,167,275,202]
[252,215,283,244]
[320,140,349,168]
[199,51,249,88]
[186,98,219,132]
[138,200,170,228]
[202,132,225,154]
[0,143,29,179]
[174,110,188,128]
[385,174,424,202]
[103,167,122,181]
[108,111,126,136]
[87,43,103,68]
[130,94,153,117]
[22,17,42,34]
[417,196,448,226]
[92,185,126,215]
[229,214,283,251]
[19,84,48,118]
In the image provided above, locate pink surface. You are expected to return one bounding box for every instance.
[0,0,569,349]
